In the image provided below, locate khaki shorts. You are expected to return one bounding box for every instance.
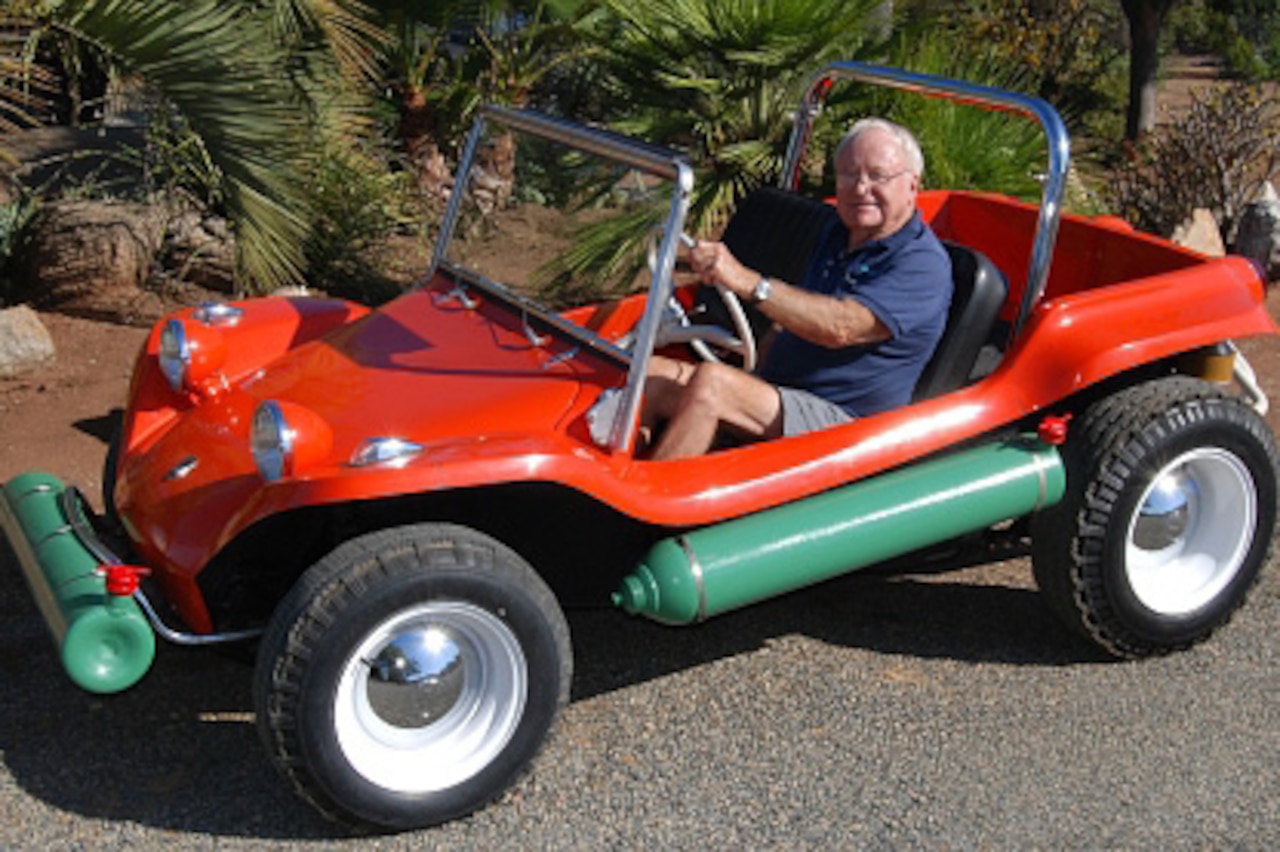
[776,386,853,436]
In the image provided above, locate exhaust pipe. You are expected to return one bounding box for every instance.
[614,434,1065,625]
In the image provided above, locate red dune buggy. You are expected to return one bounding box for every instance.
[3,63,1276,830]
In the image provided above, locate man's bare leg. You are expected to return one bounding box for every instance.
[645,356,784,460]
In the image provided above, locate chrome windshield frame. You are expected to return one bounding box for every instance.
[781,61,1071,340]
[426,105,694,455]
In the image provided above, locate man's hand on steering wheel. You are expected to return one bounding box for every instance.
[688,239,753,296]
[648,231,758,371]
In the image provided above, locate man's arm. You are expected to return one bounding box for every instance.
[688,240,890,349]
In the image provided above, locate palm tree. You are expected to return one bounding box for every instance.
[528,0,883,295]
[596,0,885,231]
[1,0,385,291]
[370,1,588,200]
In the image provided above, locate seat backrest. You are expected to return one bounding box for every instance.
[705,187,840,337]
[720,186,839,286]
[911,242,1008,401]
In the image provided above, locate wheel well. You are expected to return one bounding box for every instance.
[1030,355,1185,424]
[197,483,671,631]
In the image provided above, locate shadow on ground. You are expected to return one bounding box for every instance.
[0,528,1100,840]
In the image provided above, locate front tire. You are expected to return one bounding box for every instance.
[254,524,571,831]
[1032,376,1279,658]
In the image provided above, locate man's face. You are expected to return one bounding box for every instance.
[834,127,919,247]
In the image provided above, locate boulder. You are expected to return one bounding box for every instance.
[162,209,236,293]
[1233,181,1280,280]
[16,199,167,325]
[1170,208,1225,257]
[0,305,55,378]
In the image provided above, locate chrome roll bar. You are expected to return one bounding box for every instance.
[781,61,1071,340]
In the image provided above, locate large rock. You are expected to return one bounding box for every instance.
[1234,181,1280,280]
[1171,208,1226,257]
[0,305,55,378]
[16,199,167,324]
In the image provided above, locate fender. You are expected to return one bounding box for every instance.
[122,296,369,456]
[1001,254,1273,407]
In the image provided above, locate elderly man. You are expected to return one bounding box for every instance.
[643,118,953,460]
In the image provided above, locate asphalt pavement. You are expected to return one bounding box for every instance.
[2,551,1277,849]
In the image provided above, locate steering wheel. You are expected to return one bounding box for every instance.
[647,230,757,372]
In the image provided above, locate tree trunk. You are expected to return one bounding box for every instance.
[396,84,451,200]
[1121,0,1174,141]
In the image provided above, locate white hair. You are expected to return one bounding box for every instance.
[836,117,925,177]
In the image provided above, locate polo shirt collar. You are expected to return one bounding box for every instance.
[844,210,925,257]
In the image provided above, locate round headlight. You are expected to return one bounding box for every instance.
[157,318,227,394]
[251,401,293,482]
[158,319,190,392]
[251,400,332,482]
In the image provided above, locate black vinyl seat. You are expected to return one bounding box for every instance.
[911,242,1008,401]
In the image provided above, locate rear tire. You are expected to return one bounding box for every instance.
[254,523,571,830]
[1032,377,1279,658]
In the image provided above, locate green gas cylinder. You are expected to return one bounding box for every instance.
[1,473,156,693]
[614,435,1064,625]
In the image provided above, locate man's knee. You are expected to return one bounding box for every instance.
[682,361,738,410]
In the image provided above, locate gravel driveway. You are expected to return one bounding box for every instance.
[2,546,1277,849]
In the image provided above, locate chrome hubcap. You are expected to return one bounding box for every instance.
[365,627,467,729]
[1125,448,1256,615]
[335,601,527,793]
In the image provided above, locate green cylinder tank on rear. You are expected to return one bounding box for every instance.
[1,473,156,693]
[614,435,1065,625]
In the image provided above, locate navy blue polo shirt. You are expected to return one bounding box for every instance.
[757,211,952,417]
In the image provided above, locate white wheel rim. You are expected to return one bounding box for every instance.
[334,601,527,793]
[1125,447,1257,616]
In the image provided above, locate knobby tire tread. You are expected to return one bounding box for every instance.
[253,524,570,831]
[1033,376,1277,658]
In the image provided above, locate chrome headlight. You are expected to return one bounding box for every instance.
[158,317,227,394]
[158,319,190,392]
[251,401,293,482]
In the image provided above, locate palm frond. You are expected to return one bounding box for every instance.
[57,0,312,289]
[552,0,884,287]
[269,0,388,86]
[0,19,56,163]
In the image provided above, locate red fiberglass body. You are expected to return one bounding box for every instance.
[112,187,1274,634]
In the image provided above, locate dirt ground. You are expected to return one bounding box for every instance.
[0,312,145,505]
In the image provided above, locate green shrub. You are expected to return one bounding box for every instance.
[0,192,38,305]
[1223,33,1270,79]
[1169,1,1280,80]
[941,0,1127,121]
[301,140,419,304]
[1105,83,1280,241]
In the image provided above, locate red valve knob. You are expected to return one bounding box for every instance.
[1038,414,1072,446]
[102,564,150,597]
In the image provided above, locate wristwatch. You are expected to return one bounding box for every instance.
[751,277,773,305]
